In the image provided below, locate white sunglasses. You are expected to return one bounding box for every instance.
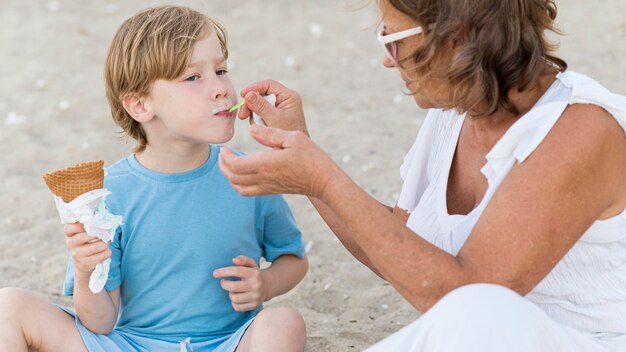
[377,26,423,62]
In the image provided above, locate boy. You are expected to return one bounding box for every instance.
[0,6,308,352]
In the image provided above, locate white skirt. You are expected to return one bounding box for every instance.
[366,284,622,352]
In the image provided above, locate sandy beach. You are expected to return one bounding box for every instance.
[1,0,625,350]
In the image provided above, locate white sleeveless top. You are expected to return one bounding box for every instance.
[397,71,626,348]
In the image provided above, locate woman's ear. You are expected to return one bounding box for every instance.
[122,94,154,123]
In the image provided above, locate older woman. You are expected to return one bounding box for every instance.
[219,0,626,350]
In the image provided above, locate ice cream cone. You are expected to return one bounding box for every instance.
[43,160,105,202]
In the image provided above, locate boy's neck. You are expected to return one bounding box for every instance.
[135,144,211,174]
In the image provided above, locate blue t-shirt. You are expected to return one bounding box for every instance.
[63,145,305,343]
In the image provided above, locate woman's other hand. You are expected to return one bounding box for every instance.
[219,125,338,198]
[238,80,308,135]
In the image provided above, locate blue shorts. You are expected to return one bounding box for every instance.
[57,306,254,352]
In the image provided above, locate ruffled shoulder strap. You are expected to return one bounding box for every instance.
[480,71,626,183]
[561,71,626,132]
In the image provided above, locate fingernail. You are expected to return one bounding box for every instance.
[246,92,257,104]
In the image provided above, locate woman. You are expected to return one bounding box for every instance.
[219,0,626,350]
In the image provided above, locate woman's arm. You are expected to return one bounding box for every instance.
[236,80,409,278]
[308,197,408,278]
[317,104,626,311]
[221,103,625,312]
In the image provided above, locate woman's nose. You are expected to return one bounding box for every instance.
[383,55,396,68]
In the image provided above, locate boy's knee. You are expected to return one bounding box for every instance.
[255,307,306,342]
[0,287,31,318]
[257,307,305,330]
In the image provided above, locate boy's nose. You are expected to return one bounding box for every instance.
[211,81,229,100]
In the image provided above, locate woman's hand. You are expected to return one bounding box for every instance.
[219,124,338,198]
[64,223,111,277]
[213,256,268,312]
[238,79,308,135]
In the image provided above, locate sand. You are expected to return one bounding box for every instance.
[1,0,624,350]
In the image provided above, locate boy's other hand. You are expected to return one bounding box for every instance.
[64,222,112,276]
[213,255,268,312]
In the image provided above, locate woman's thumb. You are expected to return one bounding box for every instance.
[244,91,271,117]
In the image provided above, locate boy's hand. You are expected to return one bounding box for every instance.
[213,255,267,312]
[64,222,112,276]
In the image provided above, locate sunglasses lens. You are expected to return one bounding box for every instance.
[385,42,396,60]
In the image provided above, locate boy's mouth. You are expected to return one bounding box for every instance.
[211,106,234,118]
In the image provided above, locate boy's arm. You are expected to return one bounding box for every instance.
[260,254,308,301]
[73,277,120,334]
[214,254,308,311]
[64,222,120,334]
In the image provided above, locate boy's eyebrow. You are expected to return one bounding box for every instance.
[186,60,206,68]
[186,57,227,69]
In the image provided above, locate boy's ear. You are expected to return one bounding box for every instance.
[122,94,154,123]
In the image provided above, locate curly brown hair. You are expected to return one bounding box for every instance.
[104,6,228,152]
[384,0,567,116]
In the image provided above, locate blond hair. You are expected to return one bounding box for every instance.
[104,6,228,152]
[385,0,567,116]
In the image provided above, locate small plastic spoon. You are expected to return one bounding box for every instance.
[227,94,276,126]
[228,100,246,112]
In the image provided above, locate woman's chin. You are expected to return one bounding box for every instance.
[413,96,434,110]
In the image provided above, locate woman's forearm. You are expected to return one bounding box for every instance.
[318,168,466,312]
[308,196,385,278]
[73,272,118,334]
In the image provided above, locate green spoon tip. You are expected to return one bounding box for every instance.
[228,100,246,112]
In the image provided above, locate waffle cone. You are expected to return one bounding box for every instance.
[43,160,105,202]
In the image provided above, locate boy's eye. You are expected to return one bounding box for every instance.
[185,74,200,82]
[216,69,228,76]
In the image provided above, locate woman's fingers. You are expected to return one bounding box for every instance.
[218,148,259,176]
[239,80,287,119]
[219,150,283,196]
[219,128,327,197]
[241,91,275,122]
[237,80,307,133]
[240,79,288,99]
[249,125,291,148]
[231,184,267,197]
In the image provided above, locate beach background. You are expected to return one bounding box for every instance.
[1,0,624,350]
